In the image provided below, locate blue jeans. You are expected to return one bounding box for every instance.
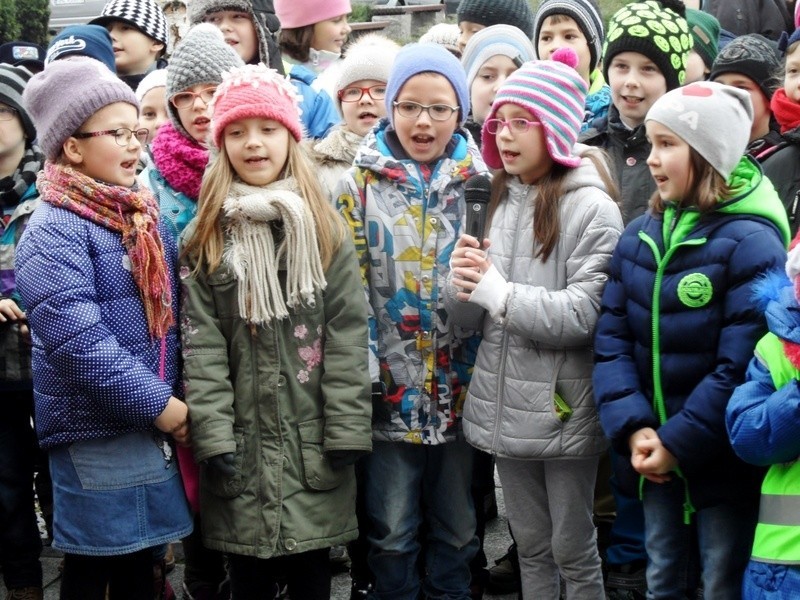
[364,438,477,600]
[642,478,756,600]
[0,391,42,590]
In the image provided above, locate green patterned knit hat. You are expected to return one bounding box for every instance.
[603,0,693,91]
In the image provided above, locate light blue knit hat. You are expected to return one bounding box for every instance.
[461,24,536,89]
[385,43,470,128]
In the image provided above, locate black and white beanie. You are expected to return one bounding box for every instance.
[90,0,168,47]
[533,0,604,73]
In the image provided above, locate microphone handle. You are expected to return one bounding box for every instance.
[466,201,487,242]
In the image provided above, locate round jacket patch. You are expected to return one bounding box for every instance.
[677,273,713,308]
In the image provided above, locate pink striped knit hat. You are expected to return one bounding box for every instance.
[209,63,304,148]
[481,47,587,169]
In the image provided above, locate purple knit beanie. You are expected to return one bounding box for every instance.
[23,57,138,160]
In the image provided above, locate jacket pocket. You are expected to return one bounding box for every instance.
[298,418,346,491]
[203,428,246,499]
[206,268,238,319]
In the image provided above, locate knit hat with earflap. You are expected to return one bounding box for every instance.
[209,63,304,148]
[646,81,752,180]
[90,0,168,47]
[0,64,36,140]
[274,0,351,29]
[533,0,604,73]
[482,47,587,169]
[709,34,781,102]
[457,0,534,38]
[461,24,535,90]
[23,57,138,161]
[166,24,244,140]
[686,8,720,71]
[385,43,470,128]
[603,0,693,91]
[335,34,400,114]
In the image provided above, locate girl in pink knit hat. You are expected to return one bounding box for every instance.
[179,63,371,599]
[274,0,352,98]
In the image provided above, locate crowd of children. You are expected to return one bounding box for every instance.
[6,0,800,599]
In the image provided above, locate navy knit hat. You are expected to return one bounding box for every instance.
[90,0,169,47]
[533,0,604,73]
[46,25,117,73]
[457,0,534,39]
[603,0,693,91]
[0,64,35,140]
[385,43,470,128]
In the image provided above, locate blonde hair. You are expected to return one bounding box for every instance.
[182,136,346,273]
[487,147,618,262]
[649,146,740,213]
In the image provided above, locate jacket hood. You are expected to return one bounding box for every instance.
[753,270,800,345]
[664,155,791,248]
[506,143,610,197]
[353,117,484,186]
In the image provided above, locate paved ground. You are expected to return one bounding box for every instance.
[3,472,517,599]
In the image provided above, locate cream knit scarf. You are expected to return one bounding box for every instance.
[223,177,326,325]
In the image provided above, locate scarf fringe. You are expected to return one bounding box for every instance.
[223,179,326,325]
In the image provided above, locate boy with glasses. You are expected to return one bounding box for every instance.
[335,43,488,600]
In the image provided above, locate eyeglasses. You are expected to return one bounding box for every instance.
[484,118,543,135]
[0,106,17,121]
[170,87,217,109]
[74,127,149,146]
[338,84,387,103]
[393,101,459,121]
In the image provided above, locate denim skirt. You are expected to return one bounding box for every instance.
[49,430,193,556]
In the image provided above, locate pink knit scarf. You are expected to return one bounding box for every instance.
[38,161,174,339]
[150,122,208,200]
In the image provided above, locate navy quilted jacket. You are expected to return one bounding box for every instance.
[14,201,181,450]
[593,157,789,509]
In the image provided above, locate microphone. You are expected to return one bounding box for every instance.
[464,173,491,243]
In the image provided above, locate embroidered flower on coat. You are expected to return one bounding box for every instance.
[179,265,191,279]
[296,337,323,383]
[294,324,308,339]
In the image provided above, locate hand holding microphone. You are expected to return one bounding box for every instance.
[452,174,493,300]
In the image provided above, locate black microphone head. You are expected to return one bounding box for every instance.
[465,173,492,204]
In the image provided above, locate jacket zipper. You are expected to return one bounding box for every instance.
[638,228,705,524]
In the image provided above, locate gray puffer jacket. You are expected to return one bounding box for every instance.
[446,147,623,459]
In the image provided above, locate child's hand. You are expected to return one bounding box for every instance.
[155,396,191,447]
[0,298,31,344]
[629,427,677,483]
[451,235,492,302]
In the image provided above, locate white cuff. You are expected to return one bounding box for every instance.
[787,243,800,281]
[469,264,511,322]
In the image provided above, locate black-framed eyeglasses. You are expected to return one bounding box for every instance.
[393,101,459,121]
[338,84,387,103]
[484,118,543,135]
[170,86,217,109]
[0,106,18,121]
[74,127,149,147]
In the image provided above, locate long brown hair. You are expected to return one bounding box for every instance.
[279,26,315,63]
[182,138,346,274]
[649,146,740,214]
[486,147,619,262]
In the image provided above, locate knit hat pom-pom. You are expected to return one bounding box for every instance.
[551,47,579,70]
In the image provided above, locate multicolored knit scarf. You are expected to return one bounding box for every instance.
[37,161,174,339]
[770,88,800,134]
[150,121,208,200]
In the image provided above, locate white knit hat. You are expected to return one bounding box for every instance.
[335,34,400,113]
[135,67,166,103]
